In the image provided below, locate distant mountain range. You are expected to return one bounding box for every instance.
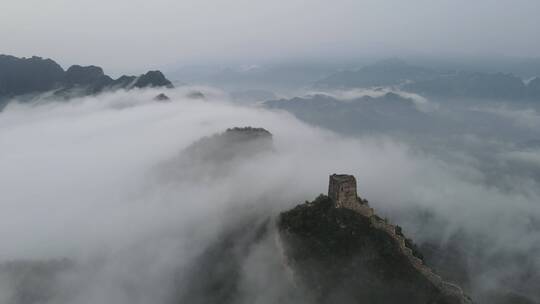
[168,63,337,91]
[264,92,435,136]
[4,54,538,103]
[314,59,440,89]
[0,54,173,104]
[315,59,540,101]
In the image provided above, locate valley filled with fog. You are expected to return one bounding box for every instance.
[1,71,540,303]
[2,0,540,300]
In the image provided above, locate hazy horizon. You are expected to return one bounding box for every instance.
[2,0,540,74]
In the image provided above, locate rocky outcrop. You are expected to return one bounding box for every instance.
[131,71,173,89]
[153,93,170,101]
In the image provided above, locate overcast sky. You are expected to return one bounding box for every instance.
[1,0,539,73]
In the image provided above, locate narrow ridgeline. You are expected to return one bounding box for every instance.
[279,174,473,304]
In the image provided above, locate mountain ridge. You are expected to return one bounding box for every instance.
[314,59,540,101]
[0,54,173,103]
[278,174,473,304]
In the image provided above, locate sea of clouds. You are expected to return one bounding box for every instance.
[0,87,539,303]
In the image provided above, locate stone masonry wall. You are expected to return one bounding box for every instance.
[327,174,471,303]
[329,174,359,209]
[329,174,373,217]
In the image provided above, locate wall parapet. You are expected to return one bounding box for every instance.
[327,174,471,303]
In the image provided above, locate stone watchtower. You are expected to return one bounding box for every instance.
[328,174,374,217]
[328,174,359,209]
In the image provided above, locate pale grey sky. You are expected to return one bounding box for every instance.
[1,0,539,73]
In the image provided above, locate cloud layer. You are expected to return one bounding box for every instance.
[1,88,539,302]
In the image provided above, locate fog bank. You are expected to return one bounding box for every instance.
[1,88,539,302]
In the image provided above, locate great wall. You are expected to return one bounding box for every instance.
[328,174,473,304]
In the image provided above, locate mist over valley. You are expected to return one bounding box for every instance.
[2,1,540,303]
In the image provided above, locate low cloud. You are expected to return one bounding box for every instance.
[307,87,437,112]
[471,105,540,129]
[1,88,539,302]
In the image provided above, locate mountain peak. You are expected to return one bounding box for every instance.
[64,65,109,87]
[278,174,473,304]
[132,70,173,89]
[0,54,174,102]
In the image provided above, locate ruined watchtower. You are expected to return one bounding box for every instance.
[328,174,374,217]
[328,174,359,209]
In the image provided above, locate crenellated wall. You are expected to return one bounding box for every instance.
[329,174,358,208]
[328,174,472,303]
[328,174,374,216]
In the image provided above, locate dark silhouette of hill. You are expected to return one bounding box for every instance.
[279,194,472,304]
[0,54,173,103]
[161,127,273,181]
[264,92,435,135]
[0,55,65,97]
